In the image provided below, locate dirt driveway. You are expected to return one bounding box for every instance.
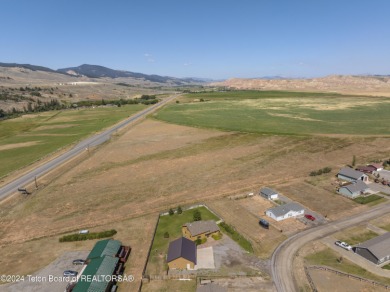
[3,251,88,292]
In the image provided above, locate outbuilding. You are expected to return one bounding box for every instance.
[259,187,279,200]
[337,167,368,182]
[266,202,304,221]
[353,232,390,265]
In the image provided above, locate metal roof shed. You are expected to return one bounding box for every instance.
[73,256,119,292]
[87,239,122,260]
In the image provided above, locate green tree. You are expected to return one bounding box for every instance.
[177,206,183,214]
[169,208,174,216]
[193,210,202,221]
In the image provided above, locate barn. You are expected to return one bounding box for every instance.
[353,232,390,265]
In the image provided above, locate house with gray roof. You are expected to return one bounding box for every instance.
[167,237,197,270]
[265,202,304,221]
[182,220,220,241]
[337,167,368,182]
[353,232,390,265]
[338,180,369,198]
[259,187,279,200]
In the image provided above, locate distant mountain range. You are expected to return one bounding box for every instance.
[0,62,209,84]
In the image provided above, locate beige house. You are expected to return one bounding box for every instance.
[182,220,220,241]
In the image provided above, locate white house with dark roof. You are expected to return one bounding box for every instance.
[338,180,369,198]
[259,187,279,200]
[337,167,368,182]
[353,232,390,265]
[265,202,304,221]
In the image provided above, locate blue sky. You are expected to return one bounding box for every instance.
[1,0,389,79]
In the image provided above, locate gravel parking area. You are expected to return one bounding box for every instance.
[367,182,390,195]
[4,251,89,292]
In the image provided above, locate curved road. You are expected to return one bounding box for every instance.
[0,94,178,202]
[271,201,390,292]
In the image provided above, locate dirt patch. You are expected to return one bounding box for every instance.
[309,269,389,292]
[0,141,40,151]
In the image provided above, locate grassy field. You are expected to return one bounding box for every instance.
[305,247,390,285]
[336,226,378,245]
[154,90,390,135]
[0,104,146,178]
[146,206,219,275]
[353,195,385,205]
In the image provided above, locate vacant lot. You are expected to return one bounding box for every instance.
[276,182,367,220]
[155,91,390,135]
[0,104,146,178]
[309,268,389,292]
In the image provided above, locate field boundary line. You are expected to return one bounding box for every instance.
[307,265,390,290]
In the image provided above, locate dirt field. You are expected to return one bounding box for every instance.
[1,118,390,285]
[309,269,389,292]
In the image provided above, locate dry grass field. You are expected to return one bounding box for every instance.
[0,117,390,288]
[276,182,369,220]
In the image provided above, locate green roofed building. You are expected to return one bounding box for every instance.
[87,239,122,260]
[73,256,119,292]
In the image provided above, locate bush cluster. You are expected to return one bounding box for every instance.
[59,229,117,242]
[310,167,332,176]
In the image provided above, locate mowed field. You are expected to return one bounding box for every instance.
[0,104,146,178]
[154,91,390,135]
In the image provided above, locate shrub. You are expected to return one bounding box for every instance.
[164,232,169,238]
[177,206,183,214]
[169,208,174,215]
[59,229,117,242]
[212,233,222,240]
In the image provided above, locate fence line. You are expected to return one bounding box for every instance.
[304,266,318,292]
[307,265,390,290]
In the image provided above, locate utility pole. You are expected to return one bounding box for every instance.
[34,176,38,189]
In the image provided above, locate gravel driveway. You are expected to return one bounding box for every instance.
[3,250,89,292]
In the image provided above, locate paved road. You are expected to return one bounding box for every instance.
[271,201,390,292]
[0,94,178,202]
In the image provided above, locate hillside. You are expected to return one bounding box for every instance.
[214,75,390,97]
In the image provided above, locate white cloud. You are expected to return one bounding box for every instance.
[144,53,155,63]
[183,62,192,66]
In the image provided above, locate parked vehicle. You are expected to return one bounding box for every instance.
[72,259,85,265]
[304,214,316,221]
[78,230,89,234]
[335,240,352,251]
[382,180,389,185]
[259,219,269,229]
[63,270,78,277]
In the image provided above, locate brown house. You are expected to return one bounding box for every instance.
[182,220,220,241]
[167,237,197,270]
